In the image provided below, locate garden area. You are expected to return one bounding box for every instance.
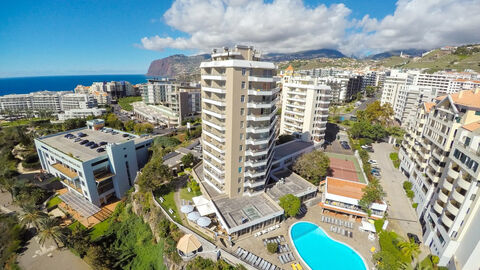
[117,96,142,111]
[390,152,400,168]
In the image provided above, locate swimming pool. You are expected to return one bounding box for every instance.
[289,221,367,270]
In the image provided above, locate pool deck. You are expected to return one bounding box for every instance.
[231,204,378,270]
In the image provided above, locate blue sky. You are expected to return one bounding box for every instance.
[1,0,479,77]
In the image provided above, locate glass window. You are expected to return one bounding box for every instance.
[238,177,242,183]
[239,156,243,162]
[240,133,243,140]
[238,167,242,173]
[240,121,244,128]
[240,108,244,115]
[241,81,246,89]
[239,145,243,151]
[241,95,245,102]
[242,68,246,75]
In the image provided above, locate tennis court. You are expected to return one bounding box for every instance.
[325,152,366,183]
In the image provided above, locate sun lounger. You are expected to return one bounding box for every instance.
[279,255,285,264]
[264,262,271,270]
[296,263,303,270]
[291,263,297,270]
[255,257,262,266]
[259,260,266,269]
[270,265,277,270]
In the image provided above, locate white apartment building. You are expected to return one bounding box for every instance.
[35,119,152,208]
[61,93,97,111]
[394,85,436,125]
[0,91,96,115]
[57,108,106,121]
[74,85,111,105]
[399,89,480,268]
[90,81,135,99]
[318,76,348,103]
[280,76,331,142]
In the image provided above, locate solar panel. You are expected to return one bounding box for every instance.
[59,192,101,217]
[242,205,261,220]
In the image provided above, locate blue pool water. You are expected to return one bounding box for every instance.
[290,222,367,270]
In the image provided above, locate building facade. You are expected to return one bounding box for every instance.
[399,89,480,268]
[200,45,279,198]
[35,119,152,207]
[280,76,331,142]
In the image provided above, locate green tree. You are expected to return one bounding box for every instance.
[181,153,196,168]
[84,246,110,270]
[19,205,48,230]
[267,242,278,254]
[66,223,91,257]
[124,120,135,132]
[365,86,377,97]
[37,217,67,248]
[398,238,420,264]
[279,194,301,218]
[134,123,154,134]
[359,178,385,213]
[293,150,330,185]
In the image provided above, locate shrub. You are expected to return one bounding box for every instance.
[267,242,278,254]
[277,134,295,145]
[374,219,385,232]
[412,203,418,209]
[406,190,415,199]
[279,194,301,217]
[403,181,412,190]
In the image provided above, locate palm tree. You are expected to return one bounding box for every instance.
[38,217,67,248]
[20,205,48,230]
[398,238,421,264]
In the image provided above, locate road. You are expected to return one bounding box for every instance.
[370,143,422,236]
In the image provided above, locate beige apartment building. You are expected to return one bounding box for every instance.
[200,45,279,198]
[399,89,480,268]
[280,76,331,142]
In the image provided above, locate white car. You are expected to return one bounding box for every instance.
[368,159,377,164]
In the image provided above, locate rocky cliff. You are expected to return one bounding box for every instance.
[146,54,210,78]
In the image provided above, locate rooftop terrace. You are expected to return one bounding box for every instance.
[267,170,317,202]
[273,140,314,161]
[38,127,151,161]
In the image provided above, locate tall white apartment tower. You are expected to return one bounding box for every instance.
[200,45,279,198]
[280,76,331,142]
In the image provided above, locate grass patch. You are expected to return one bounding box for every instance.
[389,152,400,168]
[158,190,182,224]
[90,217,112,240]
[46,195,62,208]
[179,186,201,202]
[117,96,142,111]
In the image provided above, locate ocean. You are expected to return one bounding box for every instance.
[0,74,152,95]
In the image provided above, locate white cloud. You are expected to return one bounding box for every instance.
[341,0,480,55]
[140,0,480,56]
[141,0,351,53]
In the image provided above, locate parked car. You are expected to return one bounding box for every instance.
[85,141,94,147]
[372,172,381,177]
[96,147,105,153]
[340,141,351,150]
[80,139,89,145]
[368,159,378,164]
[99,141,107,146]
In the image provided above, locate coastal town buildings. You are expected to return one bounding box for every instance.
[280,76,331,142]
[35,119,152,207]
[398,89,480,268]
[132,79,201,127]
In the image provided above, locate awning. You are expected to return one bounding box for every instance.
[192,195,216,216]
[59,191,101,217]
[360,221,376,233]
[181,205,194,214]
[187,211,200,221]
[197,217,211,227]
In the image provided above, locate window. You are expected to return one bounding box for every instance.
[239,145,243,151]
[475,111,480,116]
[242,68,246,75]
[238,188,241,193]
[240,133,243,140]
[465,137,471,146]
[240,108,244,115]
[240,121,244,128]
[239,156,243,162]
[238,177,242,183]
[241,81,246,89]
[241,95,245,102]
[238,167,242,173]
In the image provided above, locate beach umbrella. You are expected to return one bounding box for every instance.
[187,211,200,221]
[196,217,211,227]
[181,205,194,214]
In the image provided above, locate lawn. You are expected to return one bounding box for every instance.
[118,96,142,111]
[158,190,182,224]
[324,151,367,183]
[90,217,112,240]
[179,186,201,202]
[389,152,400,168]
[46,195,62,208]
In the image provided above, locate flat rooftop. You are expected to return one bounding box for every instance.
[326,177,366,200]
[38,127,151,161]
[214,193,282,230]
[273,140,314,160]
[267,170,317,202]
